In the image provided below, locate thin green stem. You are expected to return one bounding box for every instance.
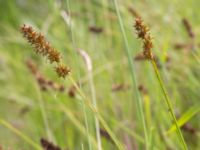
[0,118,42,150]
[82,99,93,150]
[35,83,55,143]
[151,60,188,150]
[68,75,125,150]
[57,102,98,149]
[112,0,149,149]
[89,70,102,150]
[64,1,93,149]
[78,49,102,150]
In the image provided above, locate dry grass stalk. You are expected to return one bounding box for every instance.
[174,18,196,51]
[128,7,140,18]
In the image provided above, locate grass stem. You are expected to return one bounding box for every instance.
[112,0,149,149]
[0,118,42,150]
[88,69,102,150]
[151,60,188,150]
[68,75,125,150]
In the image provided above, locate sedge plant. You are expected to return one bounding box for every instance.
[133,17,188,150]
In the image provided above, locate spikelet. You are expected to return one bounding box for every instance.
[21,24,70,78]
[21,25,61,63]
[55,64,71,78]
[47,48,61,63]
[134,17,153,60]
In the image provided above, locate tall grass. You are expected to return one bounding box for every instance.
[64,0,102,149]
[0,118,42,150]
[0,0,199,149]
[63,0,95,149]
[151,60,188,150]
[68,75,125,150]
[133,16,188,149]
[113,0,149,149]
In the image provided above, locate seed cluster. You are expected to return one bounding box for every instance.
[174,18,197,51]
[26,60,65,91]
[134,17,153,60]
[21,24,70,78]
[55,64,70,78]
[182,18,195,39]
[26,59,81,97]
[40,138,61,150]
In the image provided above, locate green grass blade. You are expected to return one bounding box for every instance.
[68,75,125,150]
[112,0,149,149]
[151,60,188,150]
[167,105,200,134]
[0,118,42,150]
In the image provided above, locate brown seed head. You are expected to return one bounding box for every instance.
[21,24,61,63]
[89,26,103,34]
[68,85,76,97]
[26,59,38,75]
[134,17,153,59]
[138,84,148,94]
[48,48,61,63]
[182,18,195,38]
[100,128,113,143]
[134,17,149,39]
[55,64,70,78]
[21,24,71,78]
[40,138,61,150]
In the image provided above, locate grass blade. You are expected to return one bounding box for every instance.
[151,60,188,150]
[167,105,200,134]
[112,0,149,149]
[0,118,42,150]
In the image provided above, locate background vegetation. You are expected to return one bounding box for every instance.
[0,0,199,149]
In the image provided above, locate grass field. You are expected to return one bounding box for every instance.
[0,0,200,149]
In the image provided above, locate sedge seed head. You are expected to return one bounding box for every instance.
[134,17,154,59]
[21,24,71,78]
[21,24,61,63]
[55,64,70,78]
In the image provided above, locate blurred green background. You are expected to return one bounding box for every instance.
[0,0,200,149]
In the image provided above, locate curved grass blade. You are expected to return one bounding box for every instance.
[167,105,200,134]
